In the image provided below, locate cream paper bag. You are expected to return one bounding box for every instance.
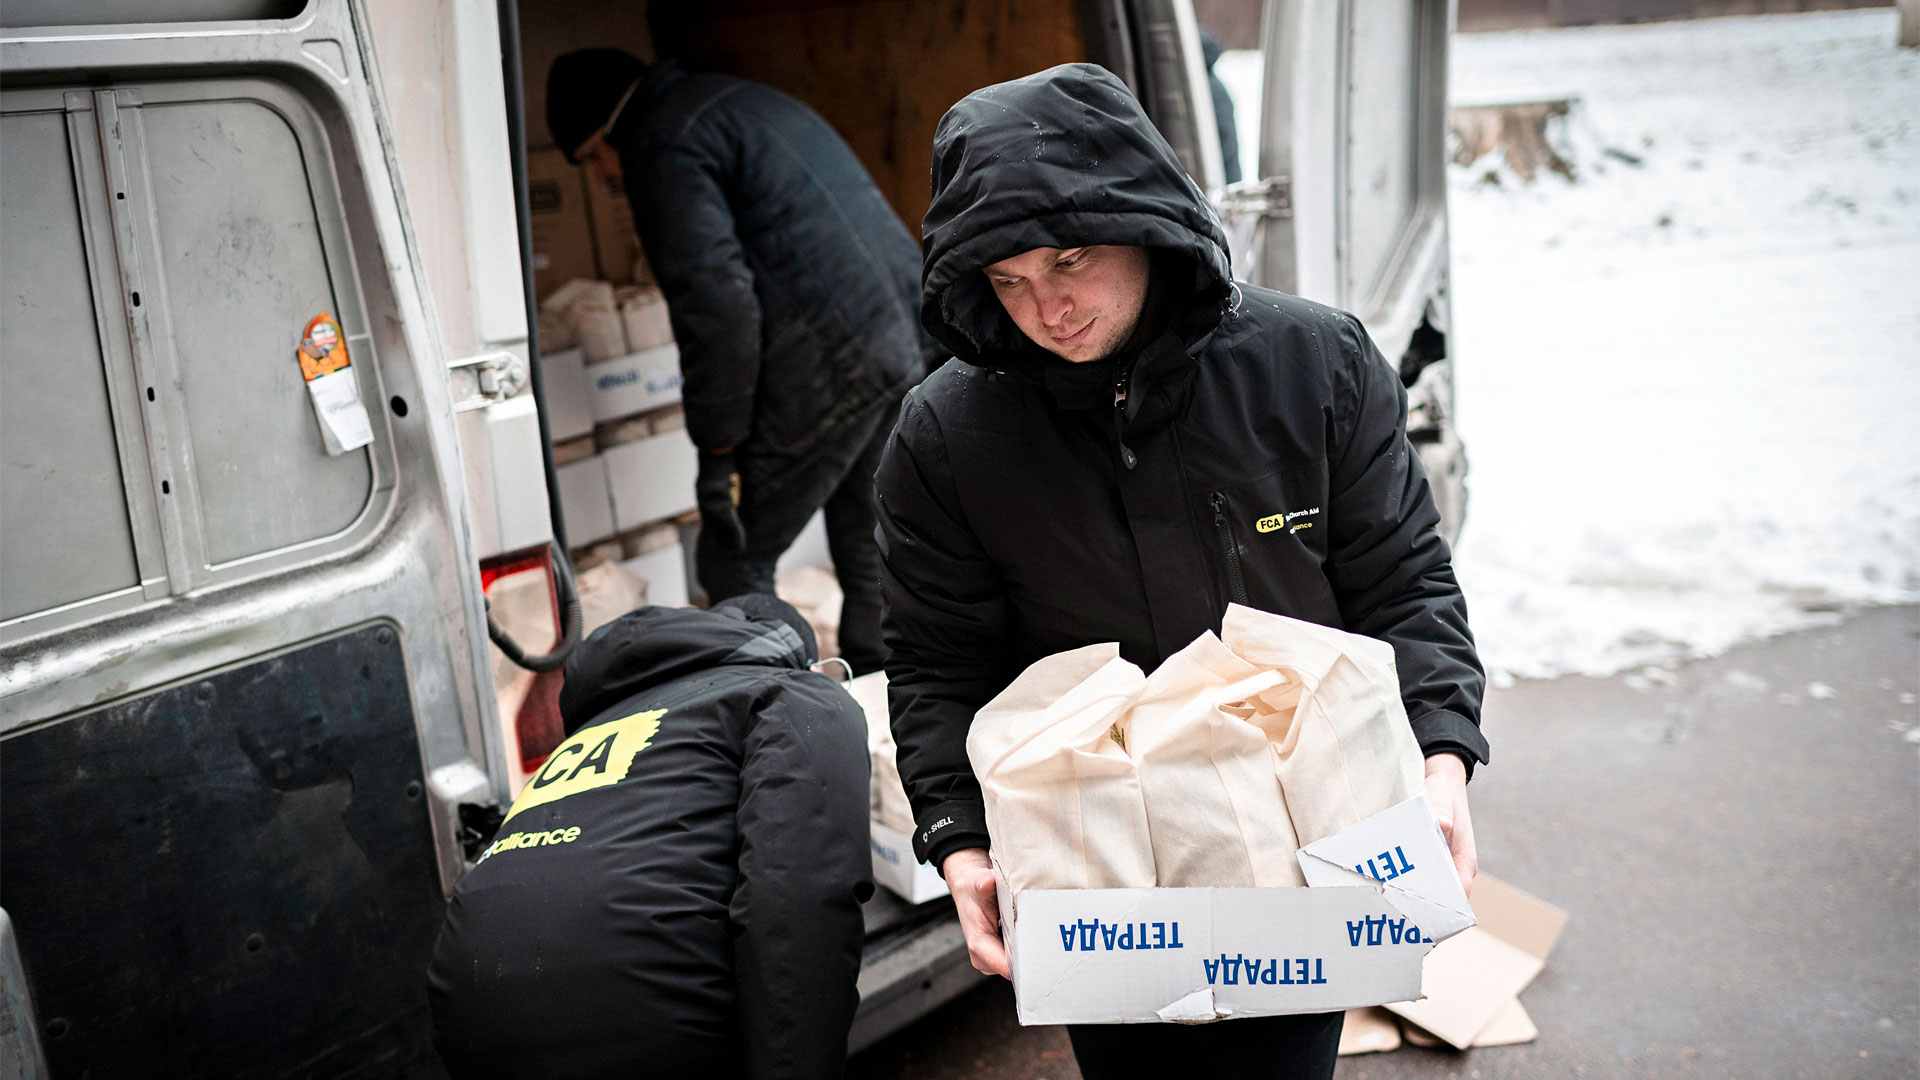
[966,643,1155,893]
[846,671,917,835]
[1126,632,1306,887]
[1219,604,1425,847]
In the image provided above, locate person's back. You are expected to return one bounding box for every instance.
[547,51,934,675]
[427,596,871,1080]
[622,66,929,468]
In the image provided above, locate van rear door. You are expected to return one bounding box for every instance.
[1231,0,1452,364]
[0,2,503,1074]
[1224,0,1466,536]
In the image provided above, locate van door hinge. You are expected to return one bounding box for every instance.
[448,351,528,410]
[1215,175,1293,222]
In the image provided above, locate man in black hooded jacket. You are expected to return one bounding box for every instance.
[875,64,1489,1077]
[426,595,871,1079]
[546,49,938,674]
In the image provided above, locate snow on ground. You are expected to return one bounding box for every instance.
[1220,11,1920,683]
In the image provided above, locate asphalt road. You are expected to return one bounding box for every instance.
[847,605,1920,1080]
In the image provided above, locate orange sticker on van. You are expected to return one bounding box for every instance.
[296,312,351,381]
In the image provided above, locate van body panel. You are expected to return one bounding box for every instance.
[1,626,444,1079]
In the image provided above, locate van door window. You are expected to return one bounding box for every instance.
[141,96,373,565]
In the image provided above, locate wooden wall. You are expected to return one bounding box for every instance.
[670,0,1089,237]
[1458,0,1891,31]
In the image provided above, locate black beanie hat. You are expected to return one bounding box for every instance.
[546,48,648,162]
[711,592,818,665]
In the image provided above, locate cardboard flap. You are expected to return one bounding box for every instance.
[1296,795,1476,944]
[1465,873,1568,961]
[1385,925,1544,1049]
[1471,997,1539,1047]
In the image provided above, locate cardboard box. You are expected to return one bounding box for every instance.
[455,395,554,561]
[603,425,699,530]
[1384,873,1567,1049]
[585,343,683,423]
[870,821,951,904]
[583,167,644,286]
[998,795,1475,1027]
[540,347,594,443]
[555,454,615,548]
[526,149,597,301]
[619,541,688,609]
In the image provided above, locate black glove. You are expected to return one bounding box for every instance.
[695,449,747,553]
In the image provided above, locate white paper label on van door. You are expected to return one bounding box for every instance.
[296,311,373,455]
[307,369,373,455]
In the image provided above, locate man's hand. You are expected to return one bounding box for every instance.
[1424,753,1478,898]
[941,847,1011,979]
[694,449,747,552]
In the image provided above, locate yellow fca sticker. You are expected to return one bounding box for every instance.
[501,708,666,826]
[1256,507,1321,535]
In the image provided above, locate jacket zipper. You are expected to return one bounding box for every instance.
[1211,492,1249,605]
[1113,370,1137,470]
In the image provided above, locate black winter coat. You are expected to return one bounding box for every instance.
[876,64,1488,870]
[612,64,935,494]
[427,606,871,1080]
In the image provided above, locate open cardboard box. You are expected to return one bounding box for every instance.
[996,795,1478,1026]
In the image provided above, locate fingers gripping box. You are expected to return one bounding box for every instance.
[997,795,1475,1025]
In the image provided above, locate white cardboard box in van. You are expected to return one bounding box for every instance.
[619,542,688,609]
[555,454,615,548]
[869,821,950,904]
[541,347,594,443]
[998,794,1474,1027]
[585,343,682,422]
[603,426,699,530]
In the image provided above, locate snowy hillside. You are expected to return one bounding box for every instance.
[1220,11,1920,683]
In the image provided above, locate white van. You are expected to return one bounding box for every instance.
[0,1,1463,1073]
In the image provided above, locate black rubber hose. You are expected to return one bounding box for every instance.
[488,0,581,673]
[487,542,583,673]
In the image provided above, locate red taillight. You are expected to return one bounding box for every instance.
[479,546,567,773]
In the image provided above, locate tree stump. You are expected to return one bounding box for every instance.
[1450,99,1577,182]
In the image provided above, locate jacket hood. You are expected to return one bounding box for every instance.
[920,63,1233,368]
[558,603,813,730]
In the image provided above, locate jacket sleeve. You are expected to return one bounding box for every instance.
[731,673,871,1077]
[1323,314,1490,771]
[875,392,1011,867]
[624,138,762,452]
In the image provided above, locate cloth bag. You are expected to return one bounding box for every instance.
[966,643,1156,893]
[845,671,917,836]
[1125,632,1305,887]
[1218,604,1424,848]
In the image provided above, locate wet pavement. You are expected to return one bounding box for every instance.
[847,606,1920,1079]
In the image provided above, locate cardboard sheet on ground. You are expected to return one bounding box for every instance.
[1000,794,1476,1026]
[1337,1007,1403,1055]
[1387,873,1567,1049]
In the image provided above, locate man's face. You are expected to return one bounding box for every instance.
[573,131,625,186]
[983,245,1150,363]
